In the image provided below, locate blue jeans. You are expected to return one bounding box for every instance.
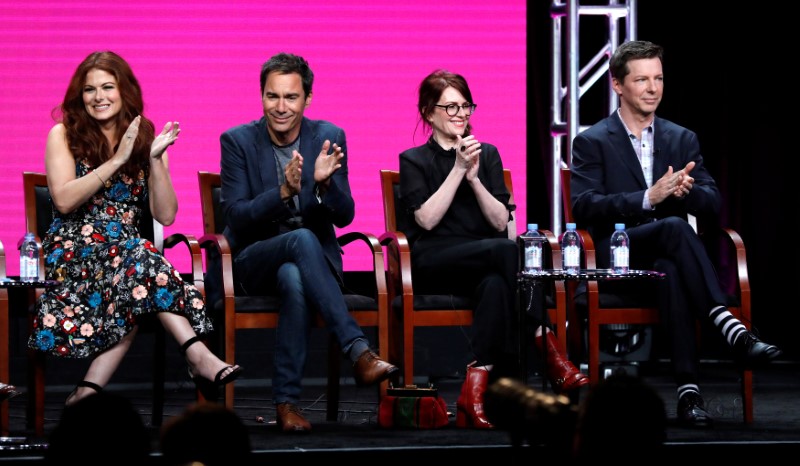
[234,228,366,404]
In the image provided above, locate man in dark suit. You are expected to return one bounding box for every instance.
[219,52,397,433]
[570,40,781,428]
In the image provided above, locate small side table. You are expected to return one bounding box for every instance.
[518,269,665,395]
[0,278,59,436]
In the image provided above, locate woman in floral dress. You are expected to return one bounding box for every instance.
[28,51,241,405]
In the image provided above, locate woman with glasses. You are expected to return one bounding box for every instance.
[398,70,587,429]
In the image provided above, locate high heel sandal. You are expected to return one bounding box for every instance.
[65,380,102,407]
[179,336,243,402]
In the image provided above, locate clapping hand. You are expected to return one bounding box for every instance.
[314,139,343,185]
[651,161,695,205]
[285,152,303,195]
[672,161,695,199]
[457,135,482,181]
[151,120,181,160]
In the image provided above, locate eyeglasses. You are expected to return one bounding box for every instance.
[433,103,477,116]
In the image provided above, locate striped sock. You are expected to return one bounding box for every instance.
[709,306,747,346]
[677,384,700,400]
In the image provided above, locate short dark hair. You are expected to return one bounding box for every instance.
[609,40,663,82]
[260,52,314,97]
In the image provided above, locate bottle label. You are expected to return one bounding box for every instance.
[524,243,542,271]
[563,245,580,268]
[612,246,629,268]
[20,257,38,281]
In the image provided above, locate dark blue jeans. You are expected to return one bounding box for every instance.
[234,228,366,404]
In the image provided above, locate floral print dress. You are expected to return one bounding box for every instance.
[28,160,212,358]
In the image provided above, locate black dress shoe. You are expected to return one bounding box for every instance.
[734,331,782,368]
[677,392,713,428]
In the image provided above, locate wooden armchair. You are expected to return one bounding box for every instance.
[196,171,390,420]
[378,169,566,387]
[560,166,754,423]
[21,171,204,436]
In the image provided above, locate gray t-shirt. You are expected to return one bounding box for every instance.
[272,139,303,231]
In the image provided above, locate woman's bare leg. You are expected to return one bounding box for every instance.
[157,312,239,381]
[66,327,139,406]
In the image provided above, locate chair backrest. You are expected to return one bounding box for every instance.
[198,171,224,236]
[23,172,158,245]
[380,170,403,237]
[380,169,517,241]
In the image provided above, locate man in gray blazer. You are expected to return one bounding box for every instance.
[219,52,397,433]
[570,40,780,428]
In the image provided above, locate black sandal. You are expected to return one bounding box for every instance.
[66,380,102,406]
[179,336,243,402]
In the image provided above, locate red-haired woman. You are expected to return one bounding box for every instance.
[28,51,241,405]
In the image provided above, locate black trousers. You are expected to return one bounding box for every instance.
[600,217,729,383]
[411,236,519,369]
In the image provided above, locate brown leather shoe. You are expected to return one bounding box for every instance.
[276,402,311,433]
[352,350,398,386]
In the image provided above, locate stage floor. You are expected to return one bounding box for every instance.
[1,359,798,463]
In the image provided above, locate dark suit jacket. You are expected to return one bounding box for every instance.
[570,112,721,247]
[219,116,355,279]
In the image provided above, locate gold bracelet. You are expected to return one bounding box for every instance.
[92,171,105,185]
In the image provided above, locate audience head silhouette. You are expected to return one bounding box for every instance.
[572,373,666,460]
[160,402,252,466]
[45,390,151,465]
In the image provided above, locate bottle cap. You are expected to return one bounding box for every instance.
[566,223,576,229]
[615,223,625,230]
[527,223,538,230]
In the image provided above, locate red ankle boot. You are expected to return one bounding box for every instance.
[536,332,589,393]
[456,363,494,429]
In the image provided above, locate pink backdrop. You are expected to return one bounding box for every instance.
[0,1,527,273]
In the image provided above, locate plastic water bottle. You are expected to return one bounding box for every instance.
[20,232,39,282]
[520,223,544,274]
[561,223,580,275]
[610,223,630,274]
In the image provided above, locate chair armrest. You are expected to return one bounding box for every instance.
[337,231,388,302]
[539,228,567,305]
[163,232,205,297]
[573,228,600,317]
[379,231,413,304]
[575,228,596,269]
[198,233,236,304]
[699,226,750,321]
[720,227,750,297]
[539,229,562,268]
